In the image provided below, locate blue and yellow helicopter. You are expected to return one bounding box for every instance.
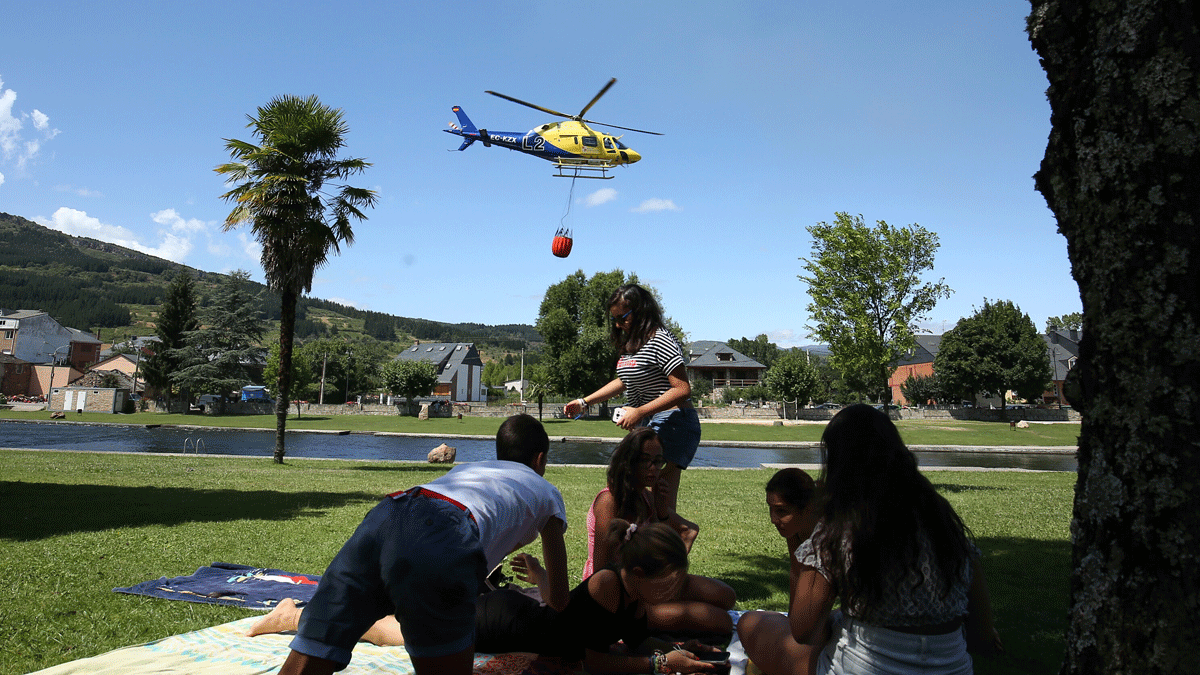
[445,78,661,179]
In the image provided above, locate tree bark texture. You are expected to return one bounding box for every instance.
[273,288,297,464]
[1029,1,1200,672]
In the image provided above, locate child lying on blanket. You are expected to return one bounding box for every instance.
[252,521,736,674]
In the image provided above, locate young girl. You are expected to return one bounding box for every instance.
[252,522,735,674]
[563,283,700,516]
[736,468,823,675]
[584,427,699,578]
[740,405,1003,675]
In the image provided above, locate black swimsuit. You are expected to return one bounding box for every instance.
[473,571,651,660]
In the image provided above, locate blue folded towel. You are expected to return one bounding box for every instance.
[114,562,321,610]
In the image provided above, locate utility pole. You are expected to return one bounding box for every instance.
[319,352,327,404]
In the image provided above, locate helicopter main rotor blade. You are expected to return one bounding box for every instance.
[485,90,575,120]
[579,118,664,136]
[577,77,617,119]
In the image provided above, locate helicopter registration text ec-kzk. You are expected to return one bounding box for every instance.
[445,78,661,179]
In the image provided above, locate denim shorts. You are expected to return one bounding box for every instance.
[646,407,701,468]
[291,492,485,665]
[817,613,972,675]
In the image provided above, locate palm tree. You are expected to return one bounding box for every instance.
[215,94,375,463]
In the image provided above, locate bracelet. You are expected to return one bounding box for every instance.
[651,650,668,674]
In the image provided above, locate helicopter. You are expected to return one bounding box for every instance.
[445,78,661,179]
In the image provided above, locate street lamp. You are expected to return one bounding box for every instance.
[48,344,70,406]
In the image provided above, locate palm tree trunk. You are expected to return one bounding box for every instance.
[273,288,298,463]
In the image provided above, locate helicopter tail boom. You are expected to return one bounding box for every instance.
[445,106,492,150]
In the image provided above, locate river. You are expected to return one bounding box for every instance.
[0,420,1077,471]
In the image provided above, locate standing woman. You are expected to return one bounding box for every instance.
[564,284,700,515]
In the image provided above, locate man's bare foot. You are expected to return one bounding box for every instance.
[248,598,303,637]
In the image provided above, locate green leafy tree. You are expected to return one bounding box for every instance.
[727,334,782,368]
[765,351,821,415]
[933,300,1051,409]
[482,361,505,389]
[171,270,266,414]
[141,271,198,409]
[380,359,438,415]
[524,364,553,421]
[689,377,713,404]
[216,94,376,462]
[800,213,952,402]
[536,270,684,406]
[263,341,318,416]
[1045,312,1083,332]
[899,372,943,406]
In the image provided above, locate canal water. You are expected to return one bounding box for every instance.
[0,420,1077,471]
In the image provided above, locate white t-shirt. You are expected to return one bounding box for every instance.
[420,460,568,570]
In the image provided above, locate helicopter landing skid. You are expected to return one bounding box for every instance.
[552,160,616,180]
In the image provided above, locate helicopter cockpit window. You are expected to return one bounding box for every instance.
[614,138,628,149]
[603,137,614,149]
[582,136,598,147]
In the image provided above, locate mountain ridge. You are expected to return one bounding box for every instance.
[0,212,541,350]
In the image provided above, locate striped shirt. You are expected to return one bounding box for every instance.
[615,329,687,408]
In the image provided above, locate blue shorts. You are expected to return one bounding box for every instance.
[290,492,486,666]
[646,407,701,469]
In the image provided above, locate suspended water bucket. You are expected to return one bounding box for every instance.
[551,228,573,258]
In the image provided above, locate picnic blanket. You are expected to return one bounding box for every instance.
[26,616,577,675]
[113,562,321,610]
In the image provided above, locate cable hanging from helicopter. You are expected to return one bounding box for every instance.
[551,174,579,258]
[445,79,659,257]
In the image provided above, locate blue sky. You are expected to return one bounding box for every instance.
[0,1,1077,347]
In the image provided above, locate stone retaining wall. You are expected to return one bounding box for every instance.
[176,397,1080,423]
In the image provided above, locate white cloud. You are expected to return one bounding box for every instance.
[0,85,20,158]
[0,171,5,187]
[151,208,208,234]
[0,77,60,171]
[35,207,193,263]
[238,232,261,260]
[585,188,617,207]
[54,184,103,198]
[631,198,680,213]
[326,296,362,309]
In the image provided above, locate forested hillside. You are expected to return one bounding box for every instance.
[0,212,540,350]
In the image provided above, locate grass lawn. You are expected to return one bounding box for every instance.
[0,449,1072,674]
[0,409,1081,447]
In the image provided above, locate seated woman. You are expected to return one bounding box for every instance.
[737,405,1003,675]
[586,427,700,578]
[735,468,822,674]
[587,428,726,635]
[251,521,735,674]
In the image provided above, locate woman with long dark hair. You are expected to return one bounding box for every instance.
[563,283,700,515]
[584,427,699,579]
[738,404,1002,674]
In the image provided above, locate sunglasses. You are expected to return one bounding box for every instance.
[613,309,632,325]
[639,453,667,469]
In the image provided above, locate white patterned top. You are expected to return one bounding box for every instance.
[795,521,976,626]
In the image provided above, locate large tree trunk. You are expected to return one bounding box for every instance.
[273,288,298,463]
[1029,2,1200,672]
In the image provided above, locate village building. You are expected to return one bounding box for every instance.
[685,341,768,395]
[392,342,486,402]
